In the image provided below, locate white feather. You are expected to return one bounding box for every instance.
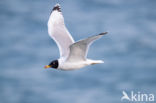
[48,5,74,59]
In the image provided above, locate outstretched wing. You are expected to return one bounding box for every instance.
[48,4,74,59]
[66,32,108,62]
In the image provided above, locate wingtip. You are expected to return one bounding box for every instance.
[55,3,60,7]
[52,3,61,12]
[99,32,108,35]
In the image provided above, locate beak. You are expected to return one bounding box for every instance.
[44,65,51,69]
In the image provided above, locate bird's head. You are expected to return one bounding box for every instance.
[44,60,58,69]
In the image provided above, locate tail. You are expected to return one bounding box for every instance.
[87,59,104,65]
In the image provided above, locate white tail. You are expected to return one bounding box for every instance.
[87,59,104,65]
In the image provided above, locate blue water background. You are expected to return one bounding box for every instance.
[0,0,156,103]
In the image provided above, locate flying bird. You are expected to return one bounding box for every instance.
[44,4,108,70]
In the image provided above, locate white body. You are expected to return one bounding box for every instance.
[58,59,104,70]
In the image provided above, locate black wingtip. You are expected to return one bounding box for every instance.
[99,32,108,35]
[52,3,61,12]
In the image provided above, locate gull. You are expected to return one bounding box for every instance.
[44,4,108,70]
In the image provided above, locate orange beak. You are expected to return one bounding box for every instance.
[44,65,51,69]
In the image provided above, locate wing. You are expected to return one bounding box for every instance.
[66,32,108,62]
[48,4,75,59]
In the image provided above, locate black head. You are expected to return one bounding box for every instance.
[44,60,58,69]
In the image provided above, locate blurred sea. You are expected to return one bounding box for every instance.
[0,0,156,103]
